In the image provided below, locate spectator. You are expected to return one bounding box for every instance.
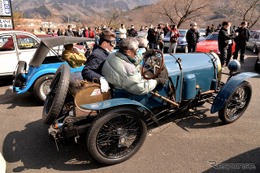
[81,30,116,92]
[47,28,53,35]
[119,24,127,39]
[57,28,63,36]
[205,26,211,36]
[168,24,180,54]
[64,25,74,36]
[186,22,200,52]
[62,44,86,68]
[101,37,165,95]
[210,24,216,33]
[157,24,164,51]
[233,21,250,63]
[89,27,95,38]
[218,21,236,66]
[226,22,236,66]
[147,25,156,49]
[162,23,171,36]
[128,25,138,37]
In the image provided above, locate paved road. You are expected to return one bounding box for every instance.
[0,52,259,173]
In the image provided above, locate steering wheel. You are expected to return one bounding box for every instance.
[141,50,164,79]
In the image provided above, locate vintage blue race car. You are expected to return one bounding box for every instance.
[42,50,258,165]
[12,36,93,102]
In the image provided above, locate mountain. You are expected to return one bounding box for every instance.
[12,0,158,23]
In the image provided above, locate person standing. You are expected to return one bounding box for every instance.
[205,26,211,36]
[233,21,250,63]
[119,24,127,39]
[147,25,155,49]
[186,22,200,52]
[128,25,138,37]
[226,22,236,66]
[168,24,180,54]
[218,21,237,66]
[64,25,74,36]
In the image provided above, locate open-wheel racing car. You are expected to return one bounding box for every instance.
[42,50,258,165]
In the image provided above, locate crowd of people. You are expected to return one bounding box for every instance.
[55,20,251,89]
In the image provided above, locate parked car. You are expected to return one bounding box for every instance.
[0,30,41,77]
[255,44,260,72]
[12,36,93,102]
[43,50,258,165]
[246,30,260,54]
[163,29,188,53]
[196,32,235,55]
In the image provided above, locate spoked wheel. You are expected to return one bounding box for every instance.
[87,107,147,165]
[33,74,54,102]
[218,81,252,124]
[42,64,70,124]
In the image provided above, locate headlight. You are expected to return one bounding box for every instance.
[228,60,241,72]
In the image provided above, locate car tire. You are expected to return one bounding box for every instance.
[42,64,70,124]
[33,74,54,103]
[87,107,147,165]
[218,81,252,124]
[13,61,27,87]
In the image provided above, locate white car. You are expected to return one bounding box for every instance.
[0,30,41,77]
[0,152,6,173]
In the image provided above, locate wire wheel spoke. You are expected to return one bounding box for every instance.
[97,114,141,159]
[226,87,249,119]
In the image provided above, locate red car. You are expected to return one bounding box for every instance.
[196,32,235,55]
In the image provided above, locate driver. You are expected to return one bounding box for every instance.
[101,37,166,95]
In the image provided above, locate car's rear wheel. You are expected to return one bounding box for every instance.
[218,81,252,124]
[42,64,70,124]
[33,74,54,102]
[87,107,147,165]
[13,61,27,87]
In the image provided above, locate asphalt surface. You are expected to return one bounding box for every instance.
[0,51,259,173]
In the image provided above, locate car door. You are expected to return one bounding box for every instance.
[0,33,18,76]
[15,33,40,69]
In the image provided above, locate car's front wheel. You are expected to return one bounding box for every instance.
[218,81,252,124]
[33,74,54,102]
[87,107,147,165]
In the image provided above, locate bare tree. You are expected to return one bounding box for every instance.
[218,0,260,29]
[156,0,209,28]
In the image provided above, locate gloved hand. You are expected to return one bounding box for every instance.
[100,77,110,92]
[155,78,167,85]
[143,49,155,58]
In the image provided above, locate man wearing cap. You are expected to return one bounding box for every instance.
[186,22,200,52]
[233,21,250,63]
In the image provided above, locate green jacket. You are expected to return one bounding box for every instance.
[102,51,157,95]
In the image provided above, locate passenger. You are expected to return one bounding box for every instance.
[62,44,86,68]
[81,30,116,92]
[101,37,166,95]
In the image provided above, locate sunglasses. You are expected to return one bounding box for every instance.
[104,39,116,47]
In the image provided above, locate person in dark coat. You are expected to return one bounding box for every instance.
[81,30,116,92]
[233,21,250,63]
[186,22,200,52]
[218,21,237,66]
[147,25,155,49]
